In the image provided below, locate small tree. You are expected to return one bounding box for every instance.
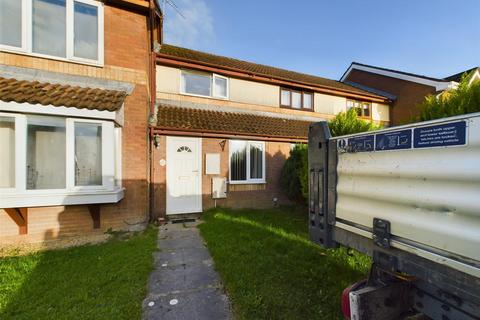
[281,109,382,202]
[328,109,382,136]
[417,72,480,121]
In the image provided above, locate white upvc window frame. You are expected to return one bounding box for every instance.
[0,111,122,208]
[180,69,229,100]
[228,140,266,185]
[0,0,104,66]
[0,112,26,193]
[67,118,115,192]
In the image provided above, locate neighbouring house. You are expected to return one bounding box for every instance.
[0,1,391,243]
[0,0,161,244]
[341,62,480,125]
[150,45,391,219]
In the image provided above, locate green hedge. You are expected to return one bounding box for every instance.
[416,73,480,121]
[280,109,381,202]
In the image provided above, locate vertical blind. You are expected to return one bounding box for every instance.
[230,140,247,181]
[250,143,263,179]
[230,140,264,181]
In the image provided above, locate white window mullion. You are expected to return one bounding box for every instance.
[102,121,115,189]
[16,115,27,192]
[66,0,74,60]
[262,142,266,180]
[97,0,104,65]
[246,142,251,181]
[114,127,122,187]
[25,0,32,52]
[65,118,75,190]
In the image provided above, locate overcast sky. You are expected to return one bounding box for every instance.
[163,0,480,80]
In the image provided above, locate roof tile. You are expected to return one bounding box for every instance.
[159,44,388,100]
[0,76,127,111]
[156,104,314,139]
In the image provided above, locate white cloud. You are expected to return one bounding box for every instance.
[163,0,214,48]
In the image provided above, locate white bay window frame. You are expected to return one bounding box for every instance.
[228,140,266,184]
[0,110,122,208]
[180,70,229,99]
[0,0,104,66]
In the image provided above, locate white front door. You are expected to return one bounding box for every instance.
[166,137,202,215]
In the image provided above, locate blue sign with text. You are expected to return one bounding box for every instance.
[347,135,374,152]
[413,121,466,148]
[375,129,412,151]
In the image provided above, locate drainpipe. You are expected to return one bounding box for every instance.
[148,0,158,223]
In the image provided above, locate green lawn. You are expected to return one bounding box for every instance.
[0,226,157,320]
[199,207,371,320]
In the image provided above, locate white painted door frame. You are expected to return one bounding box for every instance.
[166,136,202,215]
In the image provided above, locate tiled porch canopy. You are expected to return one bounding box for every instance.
[0,76,127,111]
[155,104,314,140]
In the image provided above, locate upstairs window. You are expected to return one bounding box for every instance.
[0,0,103,65]
[181,70,229,99]
[347,100,371,118]
[280,88,313,110]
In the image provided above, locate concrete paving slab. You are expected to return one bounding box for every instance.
[143,287,231,320]
[154,247,212,267]
[143,221,232,320]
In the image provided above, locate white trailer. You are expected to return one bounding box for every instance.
[308,113,480,320]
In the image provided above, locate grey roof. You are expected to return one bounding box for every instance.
[444,67,480,82]
[343,81,397,101]
[343,62,447,82]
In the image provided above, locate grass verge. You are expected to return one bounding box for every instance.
[198,207,370,320]
[0,226,157,320]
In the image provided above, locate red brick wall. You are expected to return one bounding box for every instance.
[345,69,436,125]
[151,136,292,219]
[104,5,148,71]
[0,4,150,245]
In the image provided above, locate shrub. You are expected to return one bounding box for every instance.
[281,109,382,202]
[417,72,480,121]
[328,109,382,136]
[280,144,308,201]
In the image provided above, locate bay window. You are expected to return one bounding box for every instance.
[229,140,265,183]
[0,112,121,208]
[181,70,229,99]
[0,0,103,65]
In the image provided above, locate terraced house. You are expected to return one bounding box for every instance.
[151,45,391,219]
[0,0,391,243]
[0,0,161,244]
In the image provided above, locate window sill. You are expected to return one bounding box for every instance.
[228,180,266,185]
[0,46,104,68]
[0,187,124,209]
[179,92,229,101]
[280,105,314,112]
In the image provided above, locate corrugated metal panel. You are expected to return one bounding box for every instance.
[335,115,480,263]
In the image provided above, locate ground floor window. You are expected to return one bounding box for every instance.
[0,111,122,207]
[0,116,15,188]
[26,115,67,189]
[229,140,265,183]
